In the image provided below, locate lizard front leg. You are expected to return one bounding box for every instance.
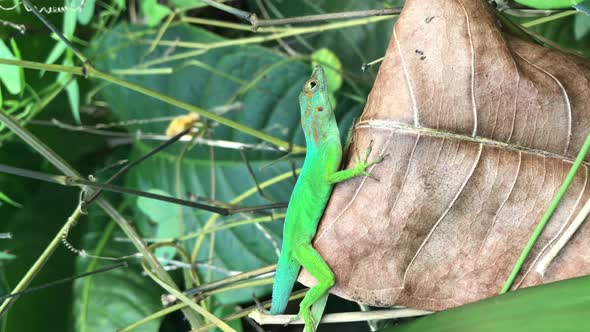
[293,243,335,332]
[327,140,387,184]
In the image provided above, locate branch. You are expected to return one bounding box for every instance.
[248,308,432,325]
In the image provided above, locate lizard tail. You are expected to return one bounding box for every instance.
[270,251,300,314]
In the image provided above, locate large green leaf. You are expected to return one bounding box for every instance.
[73,222,164,332]
[137,188,182,260]
[384,276,590,332]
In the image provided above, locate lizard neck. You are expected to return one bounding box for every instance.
[301,111,340,150]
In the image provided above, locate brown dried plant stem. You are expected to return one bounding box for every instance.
[200,0,401,31]
[248,308,432,326]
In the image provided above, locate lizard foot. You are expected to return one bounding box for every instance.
[299,306,317,332]
[286,313,300,326]
[354,140,388,180]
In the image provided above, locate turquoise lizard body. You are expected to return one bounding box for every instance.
[270,66,385,330]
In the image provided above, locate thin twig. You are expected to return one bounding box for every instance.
[155,259,242,275]
[358,303,379,331]
[534,196,590,276]
[0,19,25,34]
[361,56,385,71]
[32,119,280,152]
[115,213,285,244]
[249,8,402,31]
[201,0,400,31]
[184,264,276,297]
[0,263,127,301]
[82,126,193,208]
[141,260,236,332]
[502,8,564,17]
[501,130,590,293]
[248,308,432,325]
[0,164,288,216]
[191,290,308,332]
[255,0,297,55]
[258,0,314,51]
[200,0,253,23]
[521,10,578,28]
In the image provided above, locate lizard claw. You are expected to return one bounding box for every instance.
[363,170,380,182]
[367,153,389,167]
[364,140,375,163]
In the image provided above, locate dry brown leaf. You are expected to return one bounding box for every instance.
[299,0,590,311]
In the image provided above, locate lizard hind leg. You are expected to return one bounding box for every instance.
[293,244,335,332]
[270,252,301,315]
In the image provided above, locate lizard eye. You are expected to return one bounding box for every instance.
[307,79,318,91]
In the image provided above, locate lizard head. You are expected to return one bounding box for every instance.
[299,65,334,145]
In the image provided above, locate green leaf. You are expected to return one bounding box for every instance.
[0,191,22,208]
[383,276,590,332]
[574,12,590,39]
[137,189,182,259]
[0,252,16,260]
[312,48,343,92]
[0,39,23,95]
[8,39,24,96]
[169,0,205,9]
[77,0,96,25]
[57,56,81,124]
[63,1,77,37]
[140,0,172,27]
[41,42,67,77]
[65,79,81,124]
[312,47,343,108]
[73,224,164,332]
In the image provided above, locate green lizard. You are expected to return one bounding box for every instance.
[269,65,385,330]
